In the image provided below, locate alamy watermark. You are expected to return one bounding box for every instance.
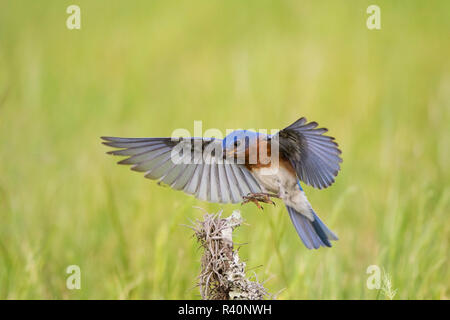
[366,265,397,299]
[66,5,81,30]
[66,265,81,290]
[366,5,381,30]
[168,121,280,171]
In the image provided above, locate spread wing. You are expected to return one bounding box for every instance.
[274,117,342,189]
[101,136,262,203]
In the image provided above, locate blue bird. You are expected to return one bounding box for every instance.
[102,117,342,249]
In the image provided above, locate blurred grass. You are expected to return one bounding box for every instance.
[0,0,449,299]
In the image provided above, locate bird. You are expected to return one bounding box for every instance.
[101,117,342,249]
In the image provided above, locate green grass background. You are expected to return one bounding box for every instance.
[0,0,448,299]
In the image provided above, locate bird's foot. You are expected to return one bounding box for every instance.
[241,193,278,210]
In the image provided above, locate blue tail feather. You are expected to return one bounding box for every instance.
[286,205,337,249]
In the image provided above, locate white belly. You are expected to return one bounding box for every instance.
[252,164,313,220]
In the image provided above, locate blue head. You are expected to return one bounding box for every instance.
[222,130,268,161]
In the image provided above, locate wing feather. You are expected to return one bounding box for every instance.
[102,136,262,203]
[275,117,342,189]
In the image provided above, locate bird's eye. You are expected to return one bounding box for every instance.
[234,140,240,147]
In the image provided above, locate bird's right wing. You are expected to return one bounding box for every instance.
[101,136,262,203]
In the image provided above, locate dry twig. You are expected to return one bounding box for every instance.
[190,210,270,300]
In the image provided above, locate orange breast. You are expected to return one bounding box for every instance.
[244,139,296,175]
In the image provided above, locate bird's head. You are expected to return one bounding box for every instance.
[222,130,262,163]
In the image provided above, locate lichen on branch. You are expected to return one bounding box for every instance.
[190,209,269,300]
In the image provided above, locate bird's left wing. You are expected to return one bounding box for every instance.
[274,117,342,189]
[101,136,262,203]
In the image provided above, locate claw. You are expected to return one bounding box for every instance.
[242,195,264,210]
[241,192,279,210]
